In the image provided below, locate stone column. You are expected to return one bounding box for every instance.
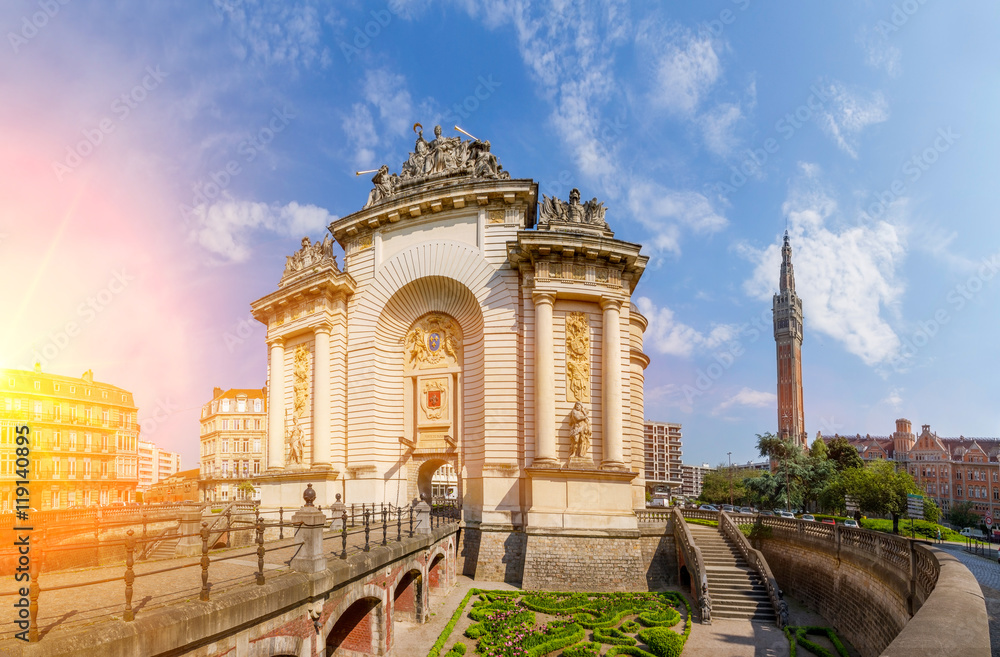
[533,292,557,465]
[267,338,285,472]
[290,485,327,574]
[312,325,332,469]
[601,299,624,468]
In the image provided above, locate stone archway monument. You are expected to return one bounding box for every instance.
[251,125,650,589]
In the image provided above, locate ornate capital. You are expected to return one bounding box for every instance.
[600,298,622,312]
[532,291,556,307]
[266,337,285,348]
[314,323,333,336]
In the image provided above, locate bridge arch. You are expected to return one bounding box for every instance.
[392,567,425,623]
[323,583,387,656]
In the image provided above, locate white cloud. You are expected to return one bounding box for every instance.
[881,387,904,410]
[627,181,727,258]
[637,21,720,116]
[700,102,743,156]
[714,387,777,414]
[740,164,906,366]
[213,1,331,70]
[189,197,337,263]
[858,27,902,78]
[815,81,889,158]
[635,297,738,358]
[645,383,696,414]
[342,103,378,168]
[362,69,415,138]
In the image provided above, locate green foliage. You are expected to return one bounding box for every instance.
[619,620,640,633]
[637,627,685,657]
[593,626,637,646]
[606,647,657,657]
[948,501,980,528]
[831,460,933,533]
[563,642,602,657]
[859,518,964,541]
[443,642,466,656]
[637,607,680,627]
[427,588,479,657]
[810,435,829,459]
[684,517,718,528]
[827,437,864,471]
[697,466,758,505]
[784,625,850,657]
[738,522,772,541]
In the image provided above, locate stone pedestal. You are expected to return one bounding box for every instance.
[413,499,432,534]
[289,505,328,574]
[525,466,638,530]
[175,510,204,557]
[329,494,347,531]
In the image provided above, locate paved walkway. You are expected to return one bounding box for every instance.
[937,542,1000,656]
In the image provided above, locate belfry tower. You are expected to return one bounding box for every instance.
[773,231,806,448]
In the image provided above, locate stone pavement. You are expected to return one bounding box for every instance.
[937,542,1000,656]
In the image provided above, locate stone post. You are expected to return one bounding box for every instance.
[312,325,332,469]
[329,493,346,531]
[413,498,432,535]
[267,338,286,471]
[532,292,557,465]
[289,484,327,574]
[601,299,624,468]
[175,509,204,557]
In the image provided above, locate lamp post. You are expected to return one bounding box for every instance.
[727,452,733,506]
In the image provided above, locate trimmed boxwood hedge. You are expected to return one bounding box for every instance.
[783,625,850,657]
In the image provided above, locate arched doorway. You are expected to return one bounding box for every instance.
[416,458,458,504]
[325,596,383,656]
[428,553,446,590]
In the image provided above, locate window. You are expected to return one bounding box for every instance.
[254,399,261,412]
[52,457,60,478]
[222,399,230,412]
[52,491,59,509]
[34,381,40,391]
[237,398,246,412]
[254,460,260,474]
[222,419,229,431]
[222,440,229,453]
[54,404,61,421]
[102,391,107,399]
[70,386,75,393]
[33,401,42,418]
[255,419,261,430]
[69,458,76,476]
[53,432,60,449]
[86,388,91,396]
[102,410,109,425]
[85,408,93,422]
[101,435,108,451]
[253,439,261,453]
[54,383,59,392]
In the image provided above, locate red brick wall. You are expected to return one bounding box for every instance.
[326,598,379,654]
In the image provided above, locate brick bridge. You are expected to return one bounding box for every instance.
[1,500,459,657]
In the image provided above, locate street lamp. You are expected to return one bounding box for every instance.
[727,452,733,506]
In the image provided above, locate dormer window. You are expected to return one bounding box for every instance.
[222,399,230,412]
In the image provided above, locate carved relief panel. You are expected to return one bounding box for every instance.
[565,311,591,403]
[403,314,463,452]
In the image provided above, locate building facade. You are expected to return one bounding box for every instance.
[137,439,182,492]
[199,387,266,502]
[680,463,712,499]
[643,421,682,495]
[824,418,1000,521]
[0,365,139,510]
[145,468,200,504]
[249,126,651,586]
[773,231,807,448]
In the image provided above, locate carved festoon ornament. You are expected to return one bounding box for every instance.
[565,312,590,403]
[284,234,338,277]
[404,314,462,371]
[293,344,310,417]
[363,123,510,209]
[539,188,609,230]
[569,402,592,458]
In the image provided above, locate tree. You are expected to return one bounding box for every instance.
[698,467,756,506]
[810,434,829,460]
[827,437,864,472]
[833,460,930,533]
[948,501,979,529]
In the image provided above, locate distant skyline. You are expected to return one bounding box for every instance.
[2,2,998,469]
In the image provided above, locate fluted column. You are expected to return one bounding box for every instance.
[312,325,332,469]
[533,292,557,465]
[601,299,624,468]
[267,338,285,471]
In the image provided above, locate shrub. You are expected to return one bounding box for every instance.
[620,620,640,633]
[444,643,466,656]
[563,641,601,657]
[637,607,680,627]
[637,627,684,657]
[427,588,478,657]
[593,626,637,646]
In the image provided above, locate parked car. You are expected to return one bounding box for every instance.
[801,514,816,522]
[760,510,775,516]
[778,510,796,519]
[739,507,754,514]
[960,527,986,539]
[843,519,858,528]
[721,504,736,513]
[820,518,835,525]
[699,504,720,512]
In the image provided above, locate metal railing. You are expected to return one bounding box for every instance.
[671,506,711,624]
[718,511,788,627]
[0,497,460,642]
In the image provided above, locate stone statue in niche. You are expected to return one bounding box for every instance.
[286,411,304,466]
[569,402,592,458]
[565,311,590,403]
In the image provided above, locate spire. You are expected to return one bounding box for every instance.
[779,231,795,293]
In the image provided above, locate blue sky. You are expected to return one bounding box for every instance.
[1,1,998,469]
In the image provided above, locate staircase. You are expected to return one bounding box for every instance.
[686,522,776,623]
[141,528,179,561]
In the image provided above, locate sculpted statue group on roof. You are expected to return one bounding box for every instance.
[539,187,609,230]
[364,123,510,208]
[283,235,337,278]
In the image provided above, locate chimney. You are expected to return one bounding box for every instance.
[213,387,223,399]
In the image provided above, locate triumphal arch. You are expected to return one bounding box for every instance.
[251,125,650,586]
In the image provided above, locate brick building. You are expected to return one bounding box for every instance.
[643,421,682,495]
[199,387,266,502]
[145,468,200,504]
[823,418,1000,520]
[0,365,140,510]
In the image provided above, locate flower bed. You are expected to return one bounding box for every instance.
[428,590,692,657]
